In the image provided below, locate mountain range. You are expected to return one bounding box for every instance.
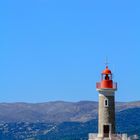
[0,101,139,139]
[0,101,139,123]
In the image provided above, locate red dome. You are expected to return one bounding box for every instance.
[102,66,112,74]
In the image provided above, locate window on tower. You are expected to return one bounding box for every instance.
[104,99,109,107]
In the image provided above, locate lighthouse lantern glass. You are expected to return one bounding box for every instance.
[101,74,112,80]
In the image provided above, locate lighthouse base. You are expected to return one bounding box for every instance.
[88,133,129,140]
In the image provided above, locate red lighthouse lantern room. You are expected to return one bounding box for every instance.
[96,66,117,89]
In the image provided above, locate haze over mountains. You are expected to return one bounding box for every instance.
[0,101,140,123]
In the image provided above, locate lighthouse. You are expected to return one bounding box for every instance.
[96,66,117,138]
[88,66,128,140]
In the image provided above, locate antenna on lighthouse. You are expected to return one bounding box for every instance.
[105,57,109,68]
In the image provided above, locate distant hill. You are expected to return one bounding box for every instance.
[41,108,140,140]
[0,101,139,123]
[0,101,139,139]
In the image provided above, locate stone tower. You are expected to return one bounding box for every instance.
[96,66,117,138]
[88,66,128,140]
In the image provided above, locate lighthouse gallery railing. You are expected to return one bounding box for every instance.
[96,82,117,89]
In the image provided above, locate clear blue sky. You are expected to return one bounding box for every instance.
[0,0,140,102]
